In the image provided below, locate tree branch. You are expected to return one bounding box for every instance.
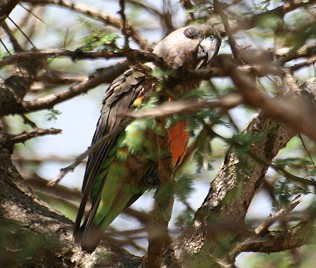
[127,93,242,119]
[25,0,149,50]
[164,104,298,267]
[0,49,124,68]
[255,195,302,235]
[231,0,316,33]
[214,0,243,64]
[145,120,174,268]
[0,129,142,267]
[0,0,19,22]
[224,57,316,142]
[229,216,314,261]
[48,123,126,186]
[9,128,62,144]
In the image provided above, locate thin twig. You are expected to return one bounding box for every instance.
[298,134,316,169]
[10,128,61,144]
[1,21,23,52]
[20,114,37,128]
[18,3,46,25]
[214,0,243,64]
[230,0,316,34]
[25,0,149,50]
[211,130,316,187]
[179,0,195,22]
[119,0,129,50]
[290,55,316,72]
[7,16,37,49]
[255,194,302,235]
[48,123,126,186]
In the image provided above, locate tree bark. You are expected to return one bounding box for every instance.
[163,82,316,267]
[0,130,142,267]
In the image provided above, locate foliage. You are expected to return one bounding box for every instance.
[79,17,120,52]
[46,109,62,122]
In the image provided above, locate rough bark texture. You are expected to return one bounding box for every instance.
[163,113,297,267]
[0,130,142,267]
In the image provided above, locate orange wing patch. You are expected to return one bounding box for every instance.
[168,121,189,167]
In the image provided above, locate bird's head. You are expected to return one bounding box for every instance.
[153,25,221,70]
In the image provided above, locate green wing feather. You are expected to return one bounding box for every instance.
[73,69,157,251]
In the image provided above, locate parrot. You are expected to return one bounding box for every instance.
[73,24,221,252]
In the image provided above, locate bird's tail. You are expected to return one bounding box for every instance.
[74,219,103,253]
[73,176,147,252]
[73,193,103,253]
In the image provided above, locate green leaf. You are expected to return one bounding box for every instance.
[175,210,193,230]
[78,17,120,52]
[46,109,61,121]
[152,67,173,81]
[174,174,195,202]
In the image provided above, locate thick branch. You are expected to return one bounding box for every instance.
[0,60,129,117]
[164,104,298,267]
[0,0,19,22]
[216,57,316,142]
[0,129,142,267]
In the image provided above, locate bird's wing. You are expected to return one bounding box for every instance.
[73,68,148,241]
[82,69,147,194]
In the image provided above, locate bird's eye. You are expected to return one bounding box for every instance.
[183,27,199,39]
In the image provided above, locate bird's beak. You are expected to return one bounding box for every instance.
[196,36,220,69]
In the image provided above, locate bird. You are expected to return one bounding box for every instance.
[73,24,221,252]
